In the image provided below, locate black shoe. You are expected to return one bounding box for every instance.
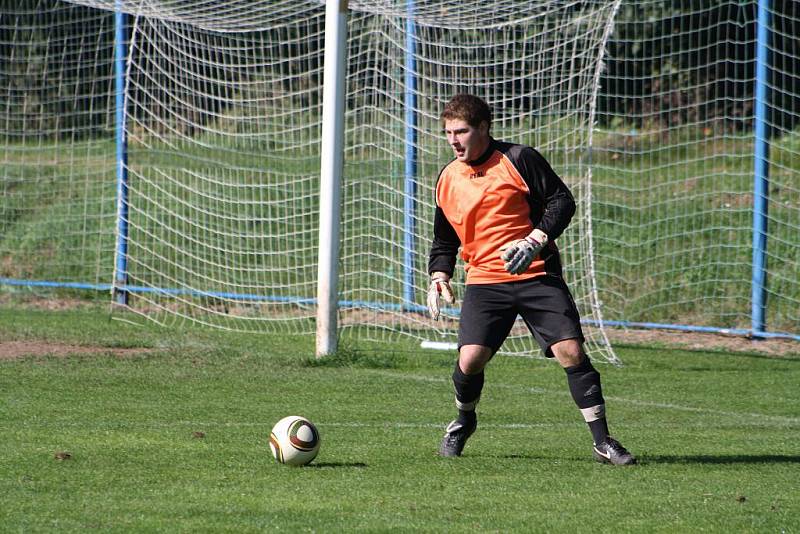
[438,419,476,457]
[593,437,636,465]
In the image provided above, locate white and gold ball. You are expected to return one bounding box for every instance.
[269,416,320,466]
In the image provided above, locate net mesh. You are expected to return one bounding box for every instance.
[594,1,800,336]
[0,2,117,287]
[5,1,798,351]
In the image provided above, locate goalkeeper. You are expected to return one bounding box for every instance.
[427,94,635,465]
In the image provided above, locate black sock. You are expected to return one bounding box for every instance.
[458,409,477,426]
[587,418,610,446]
[565,357,609,444]
[452,361,484,425]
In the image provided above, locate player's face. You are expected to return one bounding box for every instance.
[444,118,489,163]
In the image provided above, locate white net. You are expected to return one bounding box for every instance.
[336,4,622,363]
[594,1,800,337]
[118,11,326,332]
[0,2,118,288]
[1,0,624,363]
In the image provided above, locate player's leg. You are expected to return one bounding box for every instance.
[553,339,635,465]
[453,343,492,426]
[440,284,516,457]
[550,339,609,446]
[550,339,633,465]
[519,277,635,465]
[439,344,491,457]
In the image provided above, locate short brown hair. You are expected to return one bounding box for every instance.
[441,94,491,129]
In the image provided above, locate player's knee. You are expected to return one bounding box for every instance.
[551,339,585,368]
[458,344,493,374]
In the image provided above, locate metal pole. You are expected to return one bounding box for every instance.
[316,0,349,357]
[113,8,129,305]
[751,0,771,336]
[402,2,418,308]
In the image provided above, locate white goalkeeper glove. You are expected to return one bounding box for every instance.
[499,229,549,275]
[427,272,455,321]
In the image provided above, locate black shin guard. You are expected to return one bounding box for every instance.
[452,361,484,423]
[565,357,604,408]
[565,357,609,444]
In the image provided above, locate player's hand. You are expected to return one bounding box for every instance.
[427,272,455,321]
[500,230,548,275]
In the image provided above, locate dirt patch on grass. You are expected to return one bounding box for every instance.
[0,293,104,311]
[0,341,153,360]
[2,294,798,358]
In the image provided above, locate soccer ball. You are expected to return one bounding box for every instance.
[269,416,321,466]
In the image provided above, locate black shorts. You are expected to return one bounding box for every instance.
[458,275,584,357]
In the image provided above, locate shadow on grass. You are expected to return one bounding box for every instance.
[475,453,800,466]
[498,453,553,460]
[302,347,398,369]
[470,453,558,461]
[307,462,368,469]
[642,454,800,465]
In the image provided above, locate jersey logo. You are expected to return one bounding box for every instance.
[469,170,486,179]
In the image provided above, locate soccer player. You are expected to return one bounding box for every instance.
[427,94,635,465]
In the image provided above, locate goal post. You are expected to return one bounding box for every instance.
[316,0,349,357]
[113,7,130,306]
[750,0,771,336]
[402,1,419,312]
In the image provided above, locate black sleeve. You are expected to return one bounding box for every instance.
[428,205,460,277]
[514,148,576,241]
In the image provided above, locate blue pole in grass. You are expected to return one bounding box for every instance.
[751,0,771,336]
[113,8,130,305]
[402,1,417,309]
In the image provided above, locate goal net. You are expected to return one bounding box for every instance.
[0,0,622,362]
[593,1,800,338]
[1,2,118,290]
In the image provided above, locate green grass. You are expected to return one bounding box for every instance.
[1,305,799,532]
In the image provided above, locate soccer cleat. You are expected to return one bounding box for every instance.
[593,437,636,465]
[438,419,476,457]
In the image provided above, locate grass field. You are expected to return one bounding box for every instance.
[1,304,798,532]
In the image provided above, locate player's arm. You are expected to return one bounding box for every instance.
[427,206,460,320]
[499,147,575,274]
[522,148,576,241]
[428,205,459,277]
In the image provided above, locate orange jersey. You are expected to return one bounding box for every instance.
[429,139,575,285]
